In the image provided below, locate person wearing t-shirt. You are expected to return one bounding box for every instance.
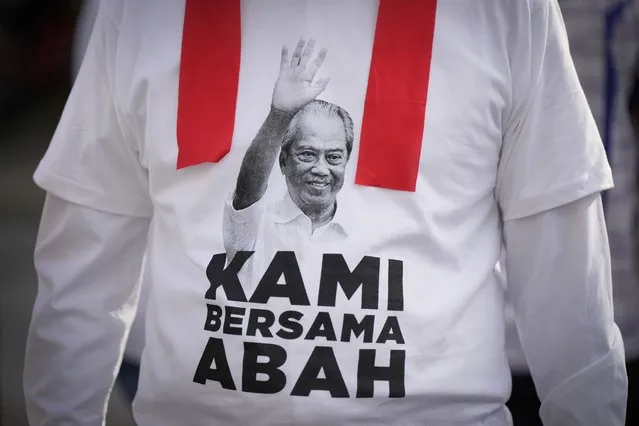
[23,1,628,425]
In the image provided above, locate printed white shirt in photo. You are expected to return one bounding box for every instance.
[224,191,351,254]
[24,1,626,425]
[223,189,356,296]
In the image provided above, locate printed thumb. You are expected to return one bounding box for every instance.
[313,77,330,93]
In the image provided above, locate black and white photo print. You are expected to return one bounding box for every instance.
[223,39,354,260]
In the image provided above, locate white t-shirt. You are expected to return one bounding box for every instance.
[27,1,622,425]
[506,0,639,371]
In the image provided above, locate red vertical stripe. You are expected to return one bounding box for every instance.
[176,0,437,191]
[177,0,241,169]
[355,0,438,191]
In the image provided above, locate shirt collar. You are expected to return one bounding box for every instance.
[272,191,351,236]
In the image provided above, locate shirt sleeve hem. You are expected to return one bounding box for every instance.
[224,193,266,224]
[501,167,614,221]
[33,168,153,218]
[538,329,627,425]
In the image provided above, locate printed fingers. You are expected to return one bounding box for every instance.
[280,46,289,70]
[290,39,306,67]
[311,77,330,97]
[299,39,315,68]
[303,48,328,81]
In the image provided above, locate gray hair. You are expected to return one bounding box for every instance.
[279,100,354,166]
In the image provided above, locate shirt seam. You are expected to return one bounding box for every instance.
[34,168,153,218]
[502,166,613,220]
[538,330,625,417]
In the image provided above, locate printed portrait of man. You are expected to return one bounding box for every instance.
[223,39,355,260]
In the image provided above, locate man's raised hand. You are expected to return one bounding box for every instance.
[272,39,329,113]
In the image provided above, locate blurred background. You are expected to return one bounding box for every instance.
[0,0,133,424]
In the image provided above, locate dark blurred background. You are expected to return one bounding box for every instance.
[0,1,134,424]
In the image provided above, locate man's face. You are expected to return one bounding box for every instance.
[282,112,348,213]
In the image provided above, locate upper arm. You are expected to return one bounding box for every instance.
[25,192,150,425]
[222,197,266,256]
[34,0,152,218]
[496,0,613,220]
[33,193,150,309]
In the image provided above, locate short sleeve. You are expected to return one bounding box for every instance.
[222,195,265,255]
[33,0,152,218]
[496,0,613,220]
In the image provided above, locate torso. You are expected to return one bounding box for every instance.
[115,1,528,424]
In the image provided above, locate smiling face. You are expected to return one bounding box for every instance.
[281,111,349,216]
